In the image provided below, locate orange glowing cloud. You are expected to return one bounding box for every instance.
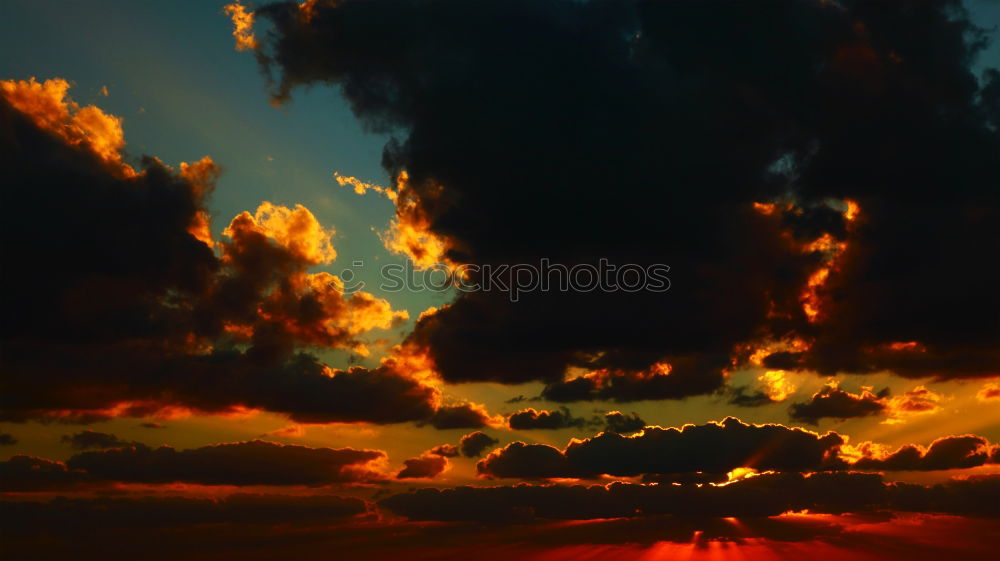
[0,77,133,176]
[790,381,944,425]
[298,0,320,21]
[225,202,337,265]
[741,337,811,367]
[884,341,926,352]
[219,202,408,354]
[179,156,221,247]
[223,1,258,51]
[334,171,398,201]
[384,172,454,269]
[756,198,860,323]
[751,197,859,323]
[335,169,453,269]
[977,382,1000,402]
[758,370,796,402]
[379,342,442,388]
[799,200,861,323]
[883,385,944,423]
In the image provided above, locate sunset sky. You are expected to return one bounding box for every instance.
[2,1,999,559]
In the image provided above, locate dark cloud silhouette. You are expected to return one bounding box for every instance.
[603,411,646,434]
[428,444,459,458]
[0,433,16,445]
[7,489,1000,561]
[0,439,388,490]
[0,455,85,492]
[508,407,585,430]
[477,441,576,480]
[853,435,995,471]
[396,453,448,479]
[64,440,386,486]
[477,418,999,479]
[540,357,731,403]
[459,431,499,458]
[728,386,778,408]
[789,385,889,424]
[0,85,464,428]
[1,493,368,532]
[478,417,845,479]
[139,422,167,429]
[382,473,1000,522]
[253,0,1000,396]
[421,403,494,430]
[61,430,135,450]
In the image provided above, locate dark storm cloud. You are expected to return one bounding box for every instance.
[789,385,889,424]
[508,407,585,430]
[61,430,135,450]
[603,411,646,434]
[0,90,466,427]
[381,473,1000,522]
[64,440,387,486]
[458,431,499,458]
[396,453,448,479]
[253,0,1000,394]
[478,417,845,479]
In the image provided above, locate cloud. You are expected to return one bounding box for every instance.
[4,492,999,560]
[477,442,576,480]
[789,384,889,424]
[477,418,999,480]
[789,383,944,424]
[459,431,499,458]
[0,433,16,445]
[428,444,459,458]
[248,0,1000,393]
[728,386,778,408]
[0,77,132,174]
[2,493,368,533]
[0,80,478,428]
[223,1,258,51]
[63,440,387,486]
[977,382,1000,402]
[508,407,585,430]
[882,385,944,422]
[61,430,135,450]
[851,435,995,471]
[478,417,845,479]
[423,403,497,430]
[603,411,646,434]
[381,473,1000,522]
[0,456,84,492]
[396,453,448,479]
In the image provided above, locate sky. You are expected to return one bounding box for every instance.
[1,1,999,560]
